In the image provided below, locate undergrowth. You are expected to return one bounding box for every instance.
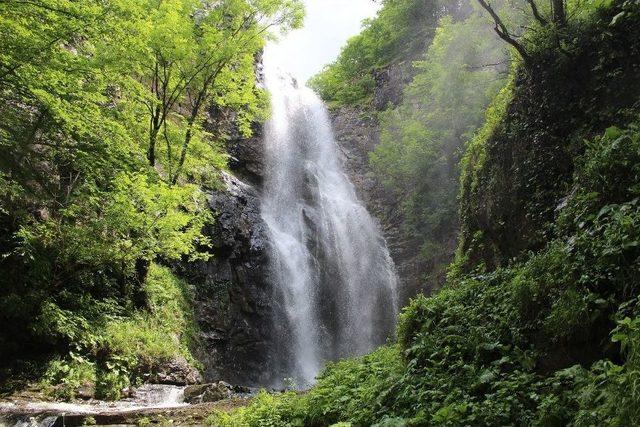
[40,264,199,400]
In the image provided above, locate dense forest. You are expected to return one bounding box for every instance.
[2,0,640,425]
[0,0,303,400]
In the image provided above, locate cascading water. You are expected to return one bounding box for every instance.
[261,46,399,387]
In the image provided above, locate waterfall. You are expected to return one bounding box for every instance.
[261,46,399,387]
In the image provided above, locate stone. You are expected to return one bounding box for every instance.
[176,171,279,386]
[183,381,233,404]
[330,102,435,301]
[74,381,95,400]
[144,356,203,386]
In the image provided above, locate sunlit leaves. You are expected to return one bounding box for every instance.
[0,0,303,379]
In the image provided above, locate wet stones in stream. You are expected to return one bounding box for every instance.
[183,381,251,404]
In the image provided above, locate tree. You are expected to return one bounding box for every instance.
[139,0,303,184]
[0,0,303,371]
[474,0,567,65]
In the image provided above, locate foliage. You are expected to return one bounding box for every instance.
[206,390,307,427]
[0,0,302,396]
[210,347,402,427]
[42,354,96,400]
[36,264,200,400]
[308,0,465,106]
[104,263,199,361]
[370,14,507,285]
[303,347,403,426]
[456,0,640,273]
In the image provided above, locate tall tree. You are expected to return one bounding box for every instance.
[140,0,303,184]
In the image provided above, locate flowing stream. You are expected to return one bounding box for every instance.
[261,47,399,387]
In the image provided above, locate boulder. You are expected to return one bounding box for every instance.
[144,356,203,386]
[183,381,233,404]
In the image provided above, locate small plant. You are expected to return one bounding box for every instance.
[283,377,297,390]
[41,354,96,400]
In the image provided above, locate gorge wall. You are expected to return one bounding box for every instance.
[329,59,455,301]
[184,64,424,386]
[175,104,278,386]
[183,56,439,386]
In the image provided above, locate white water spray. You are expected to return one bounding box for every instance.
[261,46,399,387]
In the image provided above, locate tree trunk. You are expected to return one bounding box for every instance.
[551,0,566,26]
[148,128,158,167]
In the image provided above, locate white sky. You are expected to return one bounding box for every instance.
[271,0,381,83]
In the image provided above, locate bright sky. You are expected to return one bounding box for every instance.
[271,0,381,83]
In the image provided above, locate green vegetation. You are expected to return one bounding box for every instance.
[41,264,198,400]
[212,0,640,425]
[0,0,302,398]
[2,3,640,427]
[308,0,463,107]
[370,13,506,284]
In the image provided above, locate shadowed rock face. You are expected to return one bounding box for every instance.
[176,53,278,386]
[178,169,276,387]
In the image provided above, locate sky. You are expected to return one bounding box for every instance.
[270,0,381,83]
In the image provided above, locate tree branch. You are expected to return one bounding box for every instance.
[525,0,548,26]
[476,0,531,64]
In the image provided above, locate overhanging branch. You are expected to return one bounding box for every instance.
[476,0,531,65]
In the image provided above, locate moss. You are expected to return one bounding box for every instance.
[456,2,640,274]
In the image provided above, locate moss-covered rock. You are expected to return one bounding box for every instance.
[456,2,640,274]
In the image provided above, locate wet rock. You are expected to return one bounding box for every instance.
[74,381,95,400]
[144,356,203,386]
[372,60,416,110]
[183,381,233,404]
[206,107,264,186]
[177,172,277,386]
[205,52,265,187]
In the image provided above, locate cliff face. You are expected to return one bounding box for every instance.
[330,106,422,301]
[176,98,278,386]
[185,58,436,384]
[457,14,640,273]
[180,171,274,386]
[330,60,447,299]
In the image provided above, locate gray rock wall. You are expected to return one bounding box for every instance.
[178,171,276,386]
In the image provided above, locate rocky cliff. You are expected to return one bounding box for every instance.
[175,98,278,386]
[330,60,442,300]
[183,58,432,385]
[180,171,274,386]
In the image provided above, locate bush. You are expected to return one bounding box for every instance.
[104,263,198,364]
[42,354,96,400]
[39,264,200,400]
